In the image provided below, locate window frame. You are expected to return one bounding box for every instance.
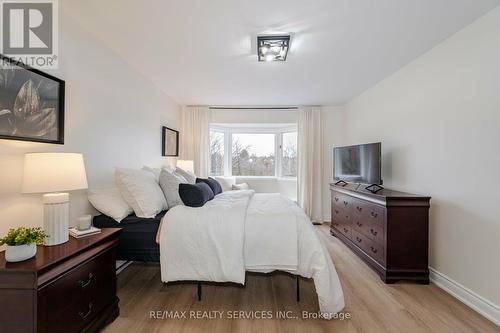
[209,124,298,178]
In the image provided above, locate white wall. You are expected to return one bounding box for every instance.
[341,7,500,309]
[0,4,180,236]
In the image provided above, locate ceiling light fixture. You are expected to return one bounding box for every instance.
[257,35,290,62]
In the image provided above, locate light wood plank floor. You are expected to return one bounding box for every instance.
[104,225,498,333]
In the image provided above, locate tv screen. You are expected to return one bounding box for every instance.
[334,143,382,185]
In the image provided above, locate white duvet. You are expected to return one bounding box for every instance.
[158,190,345,317]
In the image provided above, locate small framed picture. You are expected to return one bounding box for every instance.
[162,126,179,156]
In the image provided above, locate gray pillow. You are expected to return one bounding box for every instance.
[175,167,196,184]
[159,169,187,208]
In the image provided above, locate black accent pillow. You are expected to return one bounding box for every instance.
[196,177,222,195]
[179,182,214,207]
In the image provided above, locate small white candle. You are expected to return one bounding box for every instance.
[77,215,92,231]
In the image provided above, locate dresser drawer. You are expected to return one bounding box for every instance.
[332,192,353,212]
[352,229,384,265]
[352,199,384,225]
[353,215,384,245]
[44,248,116,332]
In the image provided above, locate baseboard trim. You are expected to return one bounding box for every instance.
[429,267,500,326]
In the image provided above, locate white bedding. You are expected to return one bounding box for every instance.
[158,190,345,317]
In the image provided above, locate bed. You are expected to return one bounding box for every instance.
[157,189,345,318]
[92,211,166,262]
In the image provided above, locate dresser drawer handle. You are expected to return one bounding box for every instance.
[343,201,348,206]
[343,228,348,233]
[334,209,339,214]
[335,197,339,202]
[370,229,378,236]
[371,212,379,218]
[370,246,378,254]
[356,221,362,227]
[78,301,93,319]
[77,273,94,288]
[356,206,362,212]
[345,215,349,220]
[356,237,362,243]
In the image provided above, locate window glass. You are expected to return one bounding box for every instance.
[281,131,297,177]
[232,133,275,176]
[209,131,224,176]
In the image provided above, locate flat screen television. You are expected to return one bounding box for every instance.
[333,142,382,185]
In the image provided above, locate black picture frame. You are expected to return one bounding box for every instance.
[0,54,65,144]
[162,126,179,157]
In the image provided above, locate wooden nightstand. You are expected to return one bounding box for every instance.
[0,228,121,333]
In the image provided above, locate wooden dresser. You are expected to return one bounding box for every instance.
[330,184,430,283]
[0,228,121,333]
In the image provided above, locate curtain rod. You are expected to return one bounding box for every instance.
[208,106,299,110]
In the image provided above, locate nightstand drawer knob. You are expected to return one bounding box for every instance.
[371,212,378,218]
[356,237,362,243]
[77,273,93,288]
[370,229,378,236]
[370,246,378,254]
[356,221,362,227]
[356,206,362,212]
[78,301,93,319]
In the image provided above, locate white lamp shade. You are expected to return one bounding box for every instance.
[176,160,194,173]
[22,153,88,193]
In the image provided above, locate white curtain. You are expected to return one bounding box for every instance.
[298,107,323,224]
[180,106,210,177]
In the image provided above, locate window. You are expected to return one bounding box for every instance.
[281,131,297,177]
[210,131,224,176]
[232,133,275,176]
[209,125,297,178]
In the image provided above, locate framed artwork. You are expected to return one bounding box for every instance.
[162,126,179,156]
[0,54,65,144]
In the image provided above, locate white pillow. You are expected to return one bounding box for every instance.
[232,183,250,190]
[142,166,161,181]
[159,169,187,208]
[215,176,236,192]
[175,167,196,184]
[115,168,168,218]
[88,188,133,222]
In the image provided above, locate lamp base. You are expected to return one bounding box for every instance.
[43,193,69,246]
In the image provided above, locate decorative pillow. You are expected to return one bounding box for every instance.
[115,168,168,218]
[179,182,214,207]
[159,169,187,208]
[175,167,196,184]
[214,176,236,192]
[142,166,162,181]
[232,183,250,190]
[196,177,222,195]
[87,188,133,222]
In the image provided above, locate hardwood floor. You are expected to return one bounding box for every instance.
[104,225,498,333]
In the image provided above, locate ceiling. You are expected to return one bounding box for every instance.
[64,0,499,106]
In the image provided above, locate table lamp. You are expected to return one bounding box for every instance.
[176,160,194,173]
[22,153,88,246]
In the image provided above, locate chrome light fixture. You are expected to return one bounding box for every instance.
[257,35,290,62]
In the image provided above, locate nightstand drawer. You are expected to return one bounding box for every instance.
[45,248,116,332]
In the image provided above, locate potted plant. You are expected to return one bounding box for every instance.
[0,227,47,262]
